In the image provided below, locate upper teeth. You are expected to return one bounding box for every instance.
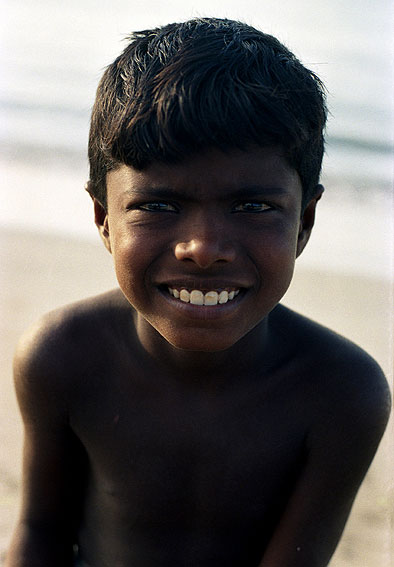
[168,288,239,306]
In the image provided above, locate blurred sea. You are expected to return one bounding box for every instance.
[1,0,393,277]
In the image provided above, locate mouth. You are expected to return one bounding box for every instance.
[165,286,241,306]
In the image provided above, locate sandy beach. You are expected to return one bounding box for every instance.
[0,226,392,566]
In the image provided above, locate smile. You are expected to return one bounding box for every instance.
[168,287,240,306]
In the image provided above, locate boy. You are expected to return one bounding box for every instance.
[6,17,391,567]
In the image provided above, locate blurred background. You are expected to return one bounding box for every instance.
[0,1,393,565]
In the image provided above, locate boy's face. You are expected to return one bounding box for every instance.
[97,146,320,352]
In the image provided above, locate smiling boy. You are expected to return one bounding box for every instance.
[6,18,391,567]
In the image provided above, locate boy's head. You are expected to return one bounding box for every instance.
[88,17,327,209]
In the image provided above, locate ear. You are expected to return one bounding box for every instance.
[93,198,112,254]
[296,184,324,258]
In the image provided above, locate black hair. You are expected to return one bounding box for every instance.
[88,17,327,208]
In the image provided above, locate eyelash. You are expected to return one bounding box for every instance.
[232,202,273,213]
[134,202,178,212]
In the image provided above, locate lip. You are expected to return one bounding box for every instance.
[156,285,247,320]
[157,277,251,291]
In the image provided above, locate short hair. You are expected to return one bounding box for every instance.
[88,17,327,208]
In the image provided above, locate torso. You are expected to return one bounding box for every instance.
[49,290,365,566]
[73,358,307,565]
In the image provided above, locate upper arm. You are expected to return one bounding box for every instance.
[7,317,86,565]
[258,354,391,567]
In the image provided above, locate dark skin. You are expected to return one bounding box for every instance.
[6,147,391,567]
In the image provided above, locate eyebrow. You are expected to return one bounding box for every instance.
[223,186,292,198]
[123,185,292,199]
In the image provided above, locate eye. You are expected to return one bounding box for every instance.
[136,202,178,212]
[232,201,272,213]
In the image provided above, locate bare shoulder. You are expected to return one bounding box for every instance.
[15,289,129,364]
[14,289,132,410]
[256,306,391,566]
[273,304,391,435]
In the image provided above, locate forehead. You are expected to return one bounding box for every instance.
[106,146,302,200]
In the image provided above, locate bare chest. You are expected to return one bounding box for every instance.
[71,366,307,531]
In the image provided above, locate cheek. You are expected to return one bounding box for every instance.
[254,230,299,298]
[110,233,148,301]
[256,226,299,270]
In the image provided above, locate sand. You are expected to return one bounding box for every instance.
[0,227,392,565]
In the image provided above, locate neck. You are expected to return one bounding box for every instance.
[134,312,279,384]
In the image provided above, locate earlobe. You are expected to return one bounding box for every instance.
[296,184,324,258]
[93,198,112,254]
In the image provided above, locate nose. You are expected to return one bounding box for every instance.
[174,218,236,269]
